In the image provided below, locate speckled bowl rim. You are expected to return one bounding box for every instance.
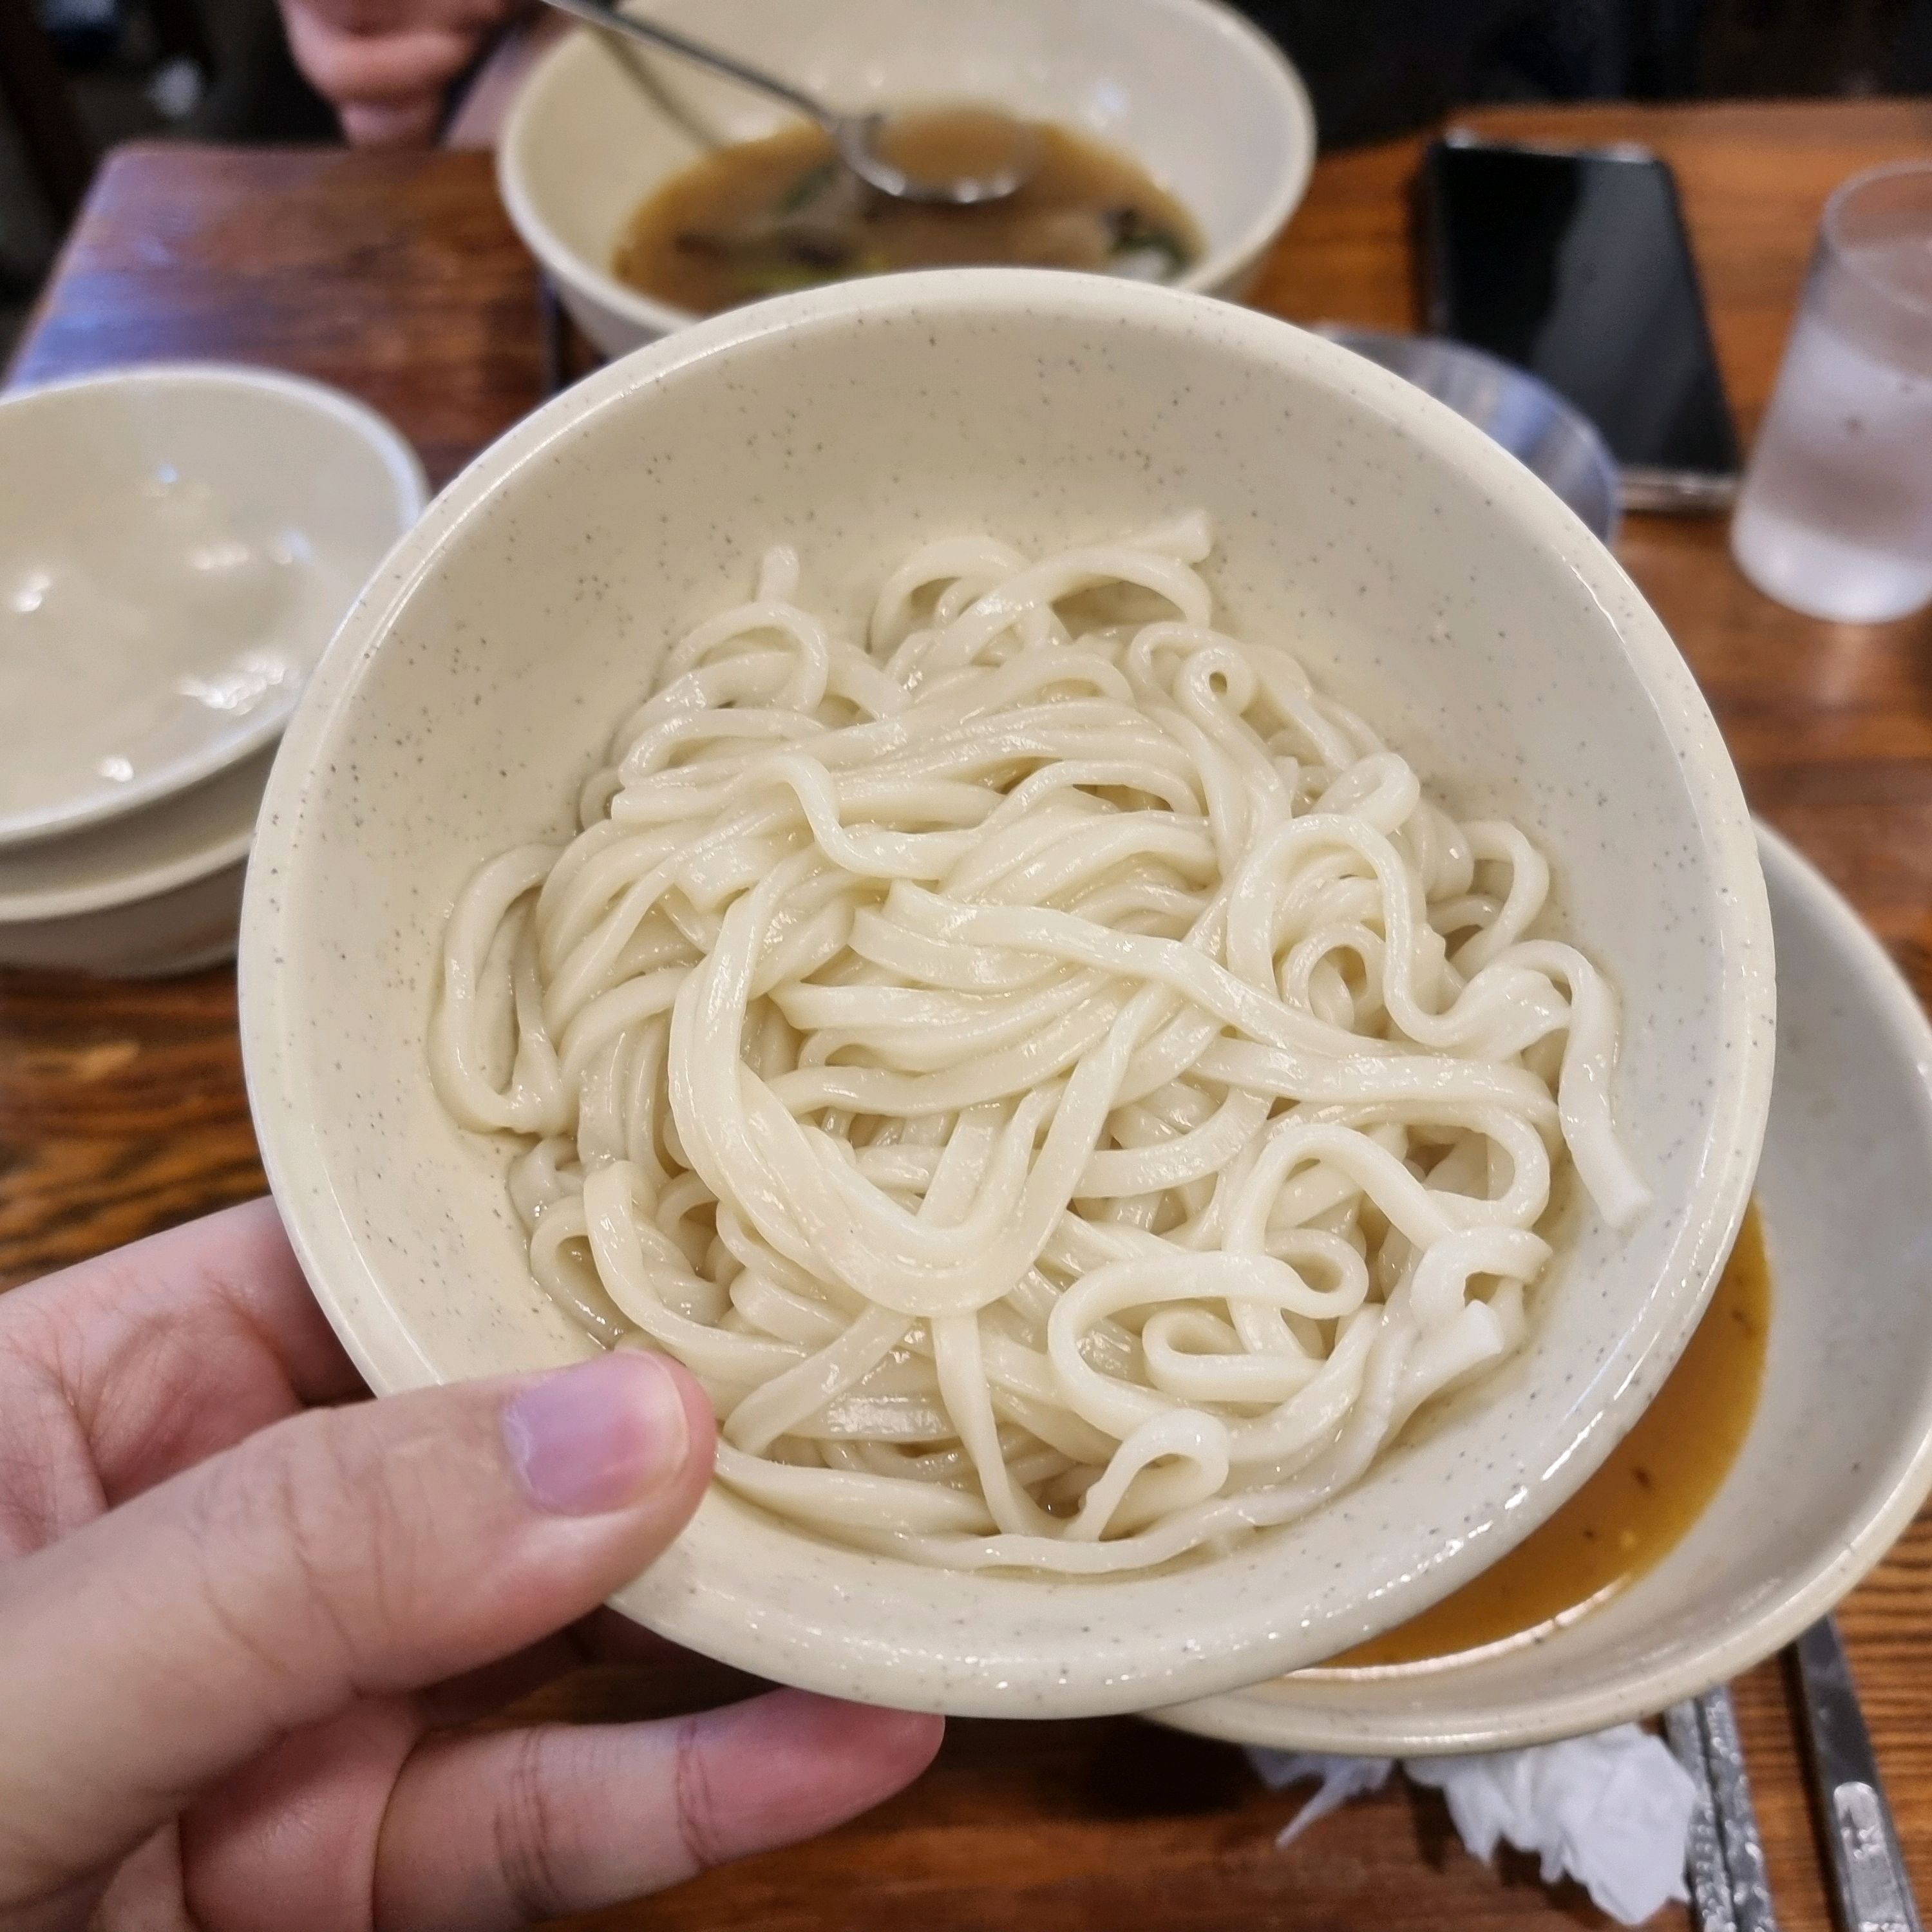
[1151,822,1932,1755]
[496,0,1317,341]
[240,270,1774,1717]
[0,363,428,853]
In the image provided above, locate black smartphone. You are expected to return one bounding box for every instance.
[1419,133,1741,511]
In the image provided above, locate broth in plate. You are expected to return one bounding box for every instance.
[614,110,1202,316]
[1304,1204,1771,1676]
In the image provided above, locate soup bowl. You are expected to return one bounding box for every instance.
[240,271,1774,1718]
[498,0,1316,357]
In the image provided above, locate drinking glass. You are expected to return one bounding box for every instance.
[1730,162,1932,624]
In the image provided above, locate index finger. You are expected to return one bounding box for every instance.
[1,1198,363,1504]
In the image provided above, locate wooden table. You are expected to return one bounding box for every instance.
[8,97,1932,1931]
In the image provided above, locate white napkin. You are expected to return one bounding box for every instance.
[1248,1725,1698,1926]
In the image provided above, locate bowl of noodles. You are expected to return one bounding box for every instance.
[240,269,1774,1718]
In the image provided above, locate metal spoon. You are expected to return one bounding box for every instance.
[1793,1618,1923,1932]
[533,0,1042,204]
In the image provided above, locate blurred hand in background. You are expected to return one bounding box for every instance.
[278,0,516,144]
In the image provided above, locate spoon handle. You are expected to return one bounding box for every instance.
[532,0,828,126]
[1794,1618,1924,1932]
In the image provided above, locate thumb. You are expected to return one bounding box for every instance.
[0,1349,713,1909]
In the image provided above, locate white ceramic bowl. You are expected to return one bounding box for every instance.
[0,746,272,975]
[0,365,426,850]
[1155,824,1932,1753]
[240,272,1774,1718]
[498,0,1316,359]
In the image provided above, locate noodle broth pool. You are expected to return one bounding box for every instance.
[1303,1204,1771,1676]
[613,113,1202,316]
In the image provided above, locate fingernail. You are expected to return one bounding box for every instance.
[503,1350,690,1516]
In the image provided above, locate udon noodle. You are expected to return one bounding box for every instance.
[431,513,1647,1575]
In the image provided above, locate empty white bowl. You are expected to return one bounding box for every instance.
[240,272,1773,1718]
[498,0,1316,358]
[1155,824,1932,1753]
[0,364,426,851]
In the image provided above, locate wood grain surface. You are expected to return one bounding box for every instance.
[7,99,1932,1931]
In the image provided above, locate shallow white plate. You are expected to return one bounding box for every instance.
[1153,822,1932,1754]
[0,745,269,922]
[0,364,426,850]
[0,743,273,976]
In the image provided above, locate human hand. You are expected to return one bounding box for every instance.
[279,0,518,146]
[0,1200,942,1931]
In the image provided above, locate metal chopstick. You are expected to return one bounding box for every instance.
[1669,1698,1741,1932]
[1792,1617,1924,1932]
[1697,1683,1783,1932]
[1667,1687,1781,1932]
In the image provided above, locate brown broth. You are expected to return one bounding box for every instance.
[613,112,1202,317]
[1303,1202,1772,1675]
